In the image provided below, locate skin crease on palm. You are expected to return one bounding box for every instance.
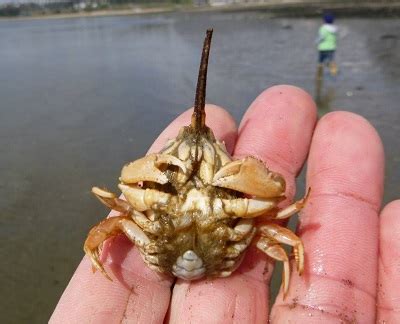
[50,85,399,324]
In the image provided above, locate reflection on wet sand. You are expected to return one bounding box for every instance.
[314,67,336,115]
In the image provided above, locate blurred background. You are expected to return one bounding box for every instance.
[0,1,399,323]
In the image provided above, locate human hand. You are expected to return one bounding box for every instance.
[50,85,399,323]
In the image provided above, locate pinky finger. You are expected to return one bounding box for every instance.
[377,200,400,323]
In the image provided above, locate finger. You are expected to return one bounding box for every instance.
[50,105,237,323]
[272,112,384,323]
[169,85,317,323]
[377,200,400,323]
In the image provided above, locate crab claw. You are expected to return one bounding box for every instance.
[212,157,285,198]
[120,153,186,185]
[118,184,172,212]
[121,154,167,184]
[221,197,280,218]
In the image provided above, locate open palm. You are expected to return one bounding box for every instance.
[50,85,398,323]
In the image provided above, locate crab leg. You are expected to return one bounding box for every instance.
[92,187,131,214]
[92,187,161,234]
[259,224,304,275]
[130,210,161,234]
[256,238,290,297]
[275,188,311,220]
[84,216,150,280]
[221,219,255,241]
[225,230,255,258]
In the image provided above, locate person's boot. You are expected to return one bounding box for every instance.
[329,62,338,76]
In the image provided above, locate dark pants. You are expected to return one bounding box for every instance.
[319,50,335,64]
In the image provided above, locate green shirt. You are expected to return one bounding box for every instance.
[318,24,337,51]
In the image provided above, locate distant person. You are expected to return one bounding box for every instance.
[316,13,338,78]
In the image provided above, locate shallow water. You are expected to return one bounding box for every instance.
[0,12,399,323]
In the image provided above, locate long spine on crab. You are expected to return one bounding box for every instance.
[191,28,213,131]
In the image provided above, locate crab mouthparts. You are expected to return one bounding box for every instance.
[172,250,206,280]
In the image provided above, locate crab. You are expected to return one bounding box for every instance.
[84,29,309,297]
